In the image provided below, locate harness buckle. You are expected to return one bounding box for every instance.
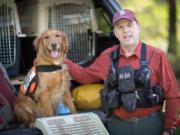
[140,60,146,66]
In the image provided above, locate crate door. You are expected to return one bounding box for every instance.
[0,4,16,69]
[48,2,93,65]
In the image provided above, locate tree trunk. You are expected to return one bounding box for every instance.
[168,0,177,54]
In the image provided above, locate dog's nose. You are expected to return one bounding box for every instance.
[51,43,57,49]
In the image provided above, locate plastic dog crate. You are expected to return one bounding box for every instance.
[0,0,23,77]
[19,0,98,65]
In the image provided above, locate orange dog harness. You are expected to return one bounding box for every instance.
[20,66,37,96]
[20,65,62,101]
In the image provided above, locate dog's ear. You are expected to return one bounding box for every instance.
[33,35,43,54]
[33,36,40,53]
[61,32,69,53]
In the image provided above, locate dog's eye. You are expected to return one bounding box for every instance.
[56,34,60,37]
[45,36,49,39]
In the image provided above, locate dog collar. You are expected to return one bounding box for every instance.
[36,65,62,72]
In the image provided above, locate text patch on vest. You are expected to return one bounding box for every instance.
[118,65,136,93]
[21,66,37,95]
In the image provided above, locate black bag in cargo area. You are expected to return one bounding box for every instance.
[0,62,17,130]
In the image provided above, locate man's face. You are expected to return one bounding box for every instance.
[113,19,140,47]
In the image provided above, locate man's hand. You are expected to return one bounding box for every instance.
[162,131,171,135]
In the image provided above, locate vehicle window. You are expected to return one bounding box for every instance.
[95,8,112,35]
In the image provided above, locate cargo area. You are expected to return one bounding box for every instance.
[0,0,119,87]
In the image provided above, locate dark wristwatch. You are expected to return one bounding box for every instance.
[165,128,176,135]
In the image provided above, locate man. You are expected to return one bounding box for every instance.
[66,9,179,135]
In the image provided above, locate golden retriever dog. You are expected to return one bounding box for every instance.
[13,30,77,127]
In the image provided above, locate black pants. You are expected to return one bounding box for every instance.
[107,111,164,135]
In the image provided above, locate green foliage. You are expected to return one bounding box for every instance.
[177,0,180,58]
[176,126,180,135]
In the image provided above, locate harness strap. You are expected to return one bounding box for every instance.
[111,43,148,71]
[147,49,155,66]
[36,65,62,72]
[112,43,155,69]
[112,43,146,73]
[140,43,155,67]
[114,46,120,74]
[109,45,120,80]
[140,43,147,67]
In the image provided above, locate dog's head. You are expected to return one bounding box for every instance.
[34,30,69,61]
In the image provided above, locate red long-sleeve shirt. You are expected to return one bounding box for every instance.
[66,41,180,129]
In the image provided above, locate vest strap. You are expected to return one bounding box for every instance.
[140,43,147,67]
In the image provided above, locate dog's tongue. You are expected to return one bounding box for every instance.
[51,51,58,58]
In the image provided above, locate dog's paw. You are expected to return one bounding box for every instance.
[28,122,35,128]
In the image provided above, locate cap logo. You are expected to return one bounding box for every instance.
[119,10,125,15]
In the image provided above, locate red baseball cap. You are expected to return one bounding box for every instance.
[112,9,138,26]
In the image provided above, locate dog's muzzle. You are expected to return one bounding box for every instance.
[46,45,60,58]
